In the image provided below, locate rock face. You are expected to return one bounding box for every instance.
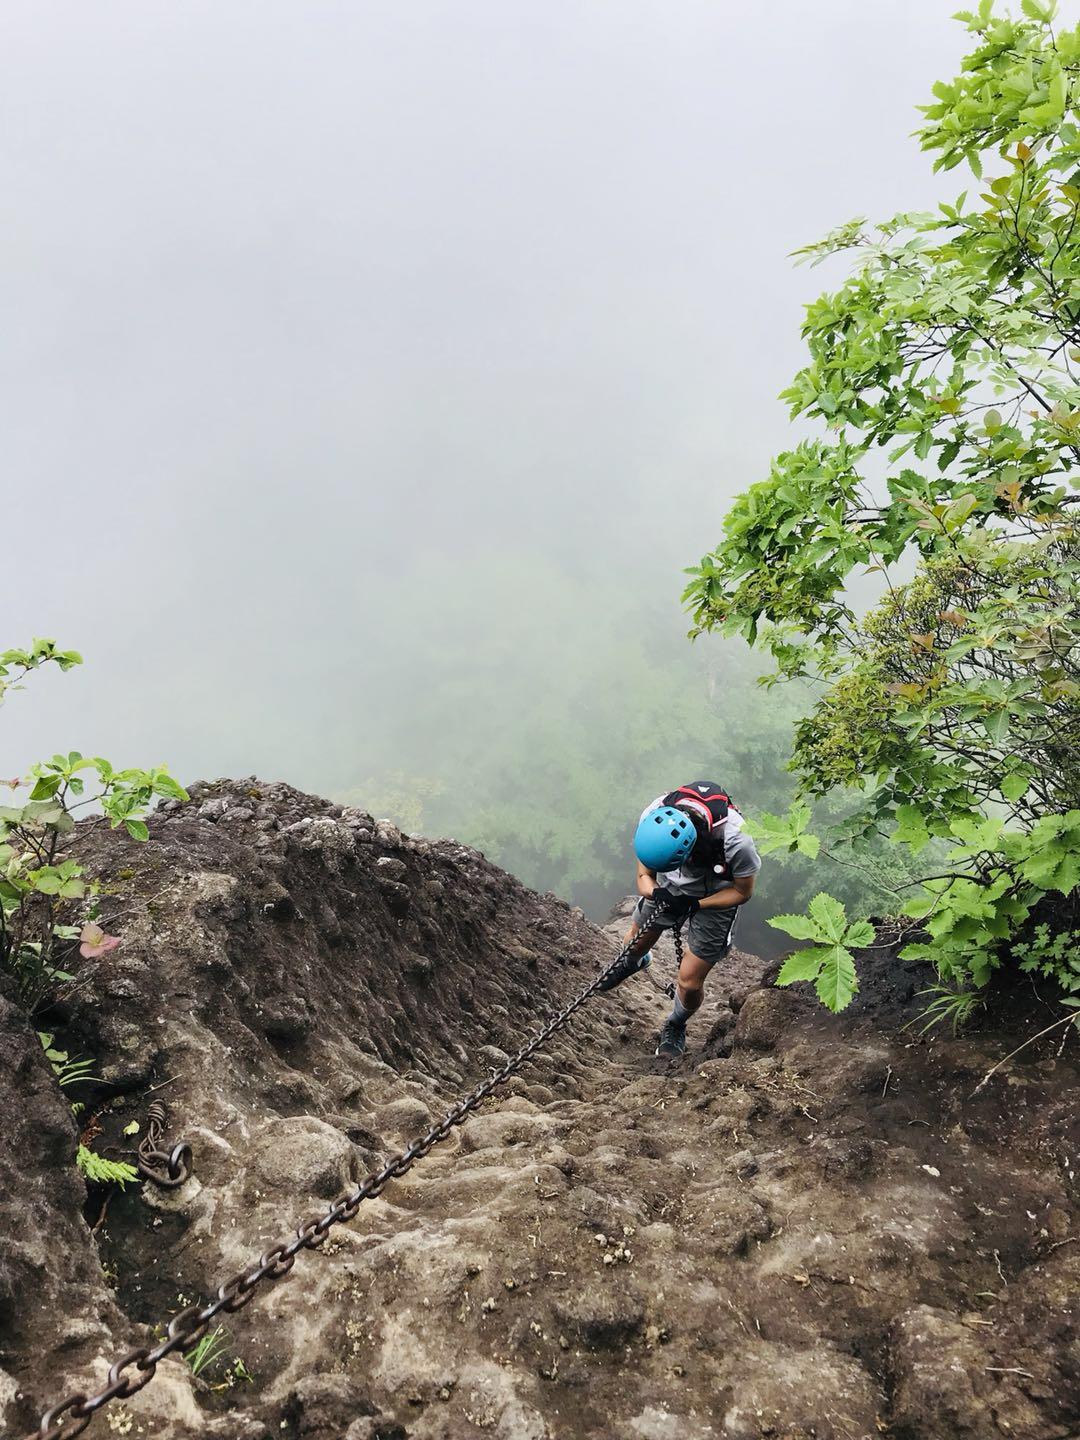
[0,778,1078,1440]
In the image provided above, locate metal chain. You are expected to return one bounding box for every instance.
[135,1101,193,1190]
[31,923,663,1440]
[643,918,683,1000]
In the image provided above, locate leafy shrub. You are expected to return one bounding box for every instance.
[0,640,187,1010]
[684,3,1080,1008]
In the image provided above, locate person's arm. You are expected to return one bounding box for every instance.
[636,861,659,898]
[697,872,756,910]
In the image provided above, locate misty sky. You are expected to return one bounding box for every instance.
[3,1,966,837]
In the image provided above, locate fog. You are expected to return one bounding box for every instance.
[2,1,964,920]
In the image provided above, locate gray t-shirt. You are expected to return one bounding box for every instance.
[640,797,762,899]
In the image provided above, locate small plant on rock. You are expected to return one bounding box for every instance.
[75,1144,138,1188]
[0,639,187,1010]
[769,894,875,1011]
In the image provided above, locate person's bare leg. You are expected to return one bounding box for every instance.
[675,948,712,1016]
[657,946,711,1057]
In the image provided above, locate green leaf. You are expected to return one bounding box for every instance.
[808,892,848,944]
[124,819,149,842]
[1000,770,1030,803]
[76,1145,139,1188]
[776,950,824,985]
[891,805,931,852]
[983,709,1010,745]
[814,944,858,1012]
[843,919,876,949]
[768,913,820,942]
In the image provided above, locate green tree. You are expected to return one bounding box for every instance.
[684,1,1080,1010]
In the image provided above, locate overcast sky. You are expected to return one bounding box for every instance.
[2,1,966,809]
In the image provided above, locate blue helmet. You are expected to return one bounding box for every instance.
[634,805,696,872]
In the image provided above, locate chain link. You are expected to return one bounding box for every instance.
[32,921,665,1440]
[643,915,683,1000]
[136,1101,193,1189]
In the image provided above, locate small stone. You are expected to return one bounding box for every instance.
[375,856,408,881]
[219,805,255,823]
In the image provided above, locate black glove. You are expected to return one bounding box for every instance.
[650,887,698,921]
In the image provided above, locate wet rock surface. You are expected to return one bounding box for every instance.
[0,778,1077,1439]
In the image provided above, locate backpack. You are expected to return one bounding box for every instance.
[660,781,735,877]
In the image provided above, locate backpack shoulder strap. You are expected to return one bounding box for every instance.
[667,781,731,825]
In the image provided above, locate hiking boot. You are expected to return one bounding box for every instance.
[655,1017,687,1060]
[596,944,651,993]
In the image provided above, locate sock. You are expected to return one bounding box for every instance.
[669,993,690,1027]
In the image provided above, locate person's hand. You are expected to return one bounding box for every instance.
[650,887,698,920]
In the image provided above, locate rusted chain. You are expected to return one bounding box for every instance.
[31,921,663,1440]
[135,1101,192,1190]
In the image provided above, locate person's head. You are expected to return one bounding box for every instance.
[633,805,696,872]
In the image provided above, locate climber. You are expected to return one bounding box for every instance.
[598,781,761,1060]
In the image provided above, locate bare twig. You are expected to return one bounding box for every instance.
[970,1013,1079,1098]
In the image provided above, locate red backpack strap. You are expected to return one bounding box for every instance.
[672,782,732,821]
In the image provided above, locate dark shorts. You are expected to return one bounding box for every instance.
[632,896,739,966]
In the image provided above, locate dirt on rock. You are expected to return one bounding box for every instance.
[0,778,1077,1440]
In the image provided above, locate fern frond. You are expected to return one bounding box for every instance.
[76,1144,138,1188]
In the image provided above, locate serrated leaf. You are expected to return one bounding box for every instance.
[891,804,931,852]
[775,950,824,986]
[1000,771,1030,803]
[843,919,876,949]
[768,913,820,942]
[814,944,858,1012]
[808,892,848,944]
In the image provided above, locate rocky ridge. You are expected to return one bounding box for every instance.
[0,779,1077,1440]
